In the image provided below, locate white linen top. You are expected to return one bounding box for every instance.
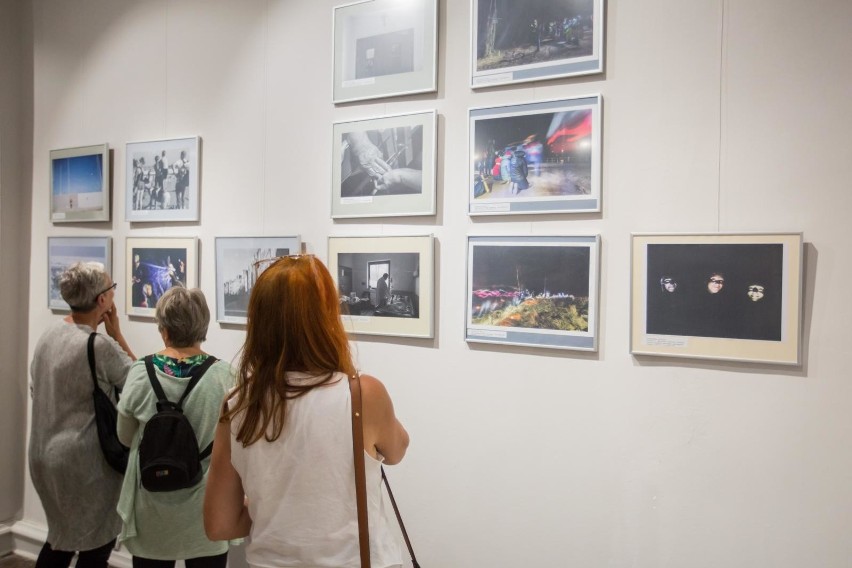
[229,372,402,568]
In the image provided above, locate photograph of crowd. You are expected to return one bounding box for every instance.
[47,237,111,310]
[472,107,593,202]
[130,247,189,310]
[215,236,300,323]
[468,243,591,333]
[645,243,785,341]
[50,144,108,222]
[129,148,192,211]
[336,252,420,319]
[340,125,423,198]
[472,0,600,85]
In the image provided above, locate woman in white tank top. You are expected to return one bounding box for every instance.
[203,255,410,568]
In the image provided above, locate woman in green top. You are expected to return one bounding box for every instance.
[117,287,234,568]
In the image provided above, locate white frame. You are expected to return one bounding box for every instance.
[332,110,437,218]
[468,95,602,216]
[49,143,110,223]
[332,0,438,103]
[328,235,434,338]
[125,237,198,318]
[125,136,201,222]
[214,236,302,324]
[465,235,600,351]
[470,0,605,88]
[47,236,112,310]
[630,232,804,365]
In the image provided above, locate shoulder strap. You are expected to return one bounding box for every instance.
[86,332,99,393]
[349,373,371,568]
[176,356,218,409]
[144,355,218,410]
[144,355,170,405]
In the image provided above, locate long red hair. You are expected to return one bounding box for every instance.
[223,255,355,446]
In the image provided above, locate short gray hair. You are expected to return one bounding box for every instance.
[155,287,210,347]
[60,262,108,312]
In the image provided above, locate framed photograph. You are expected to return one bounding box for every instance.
[49,144,110,223]
[125,136,200,222]
[332,110,437,218]
[332,0,438,103]
[215,236,302,324]
[47,237,112,310]
[469,95,601,215]
[465,235,600,351]
[328,235,434,338]
[630,233,804,365]
[471,0,604,88]
[126,237,198,318]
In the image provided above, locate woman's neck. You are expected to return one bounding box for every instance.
[159,343,205,359]
[66,311,100,330]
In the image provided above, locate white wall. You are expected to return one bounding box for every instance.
[16,0,852,566]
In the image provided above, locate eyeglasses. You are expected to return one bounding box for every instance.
[252,254,316,278]
[708,278,724,284]
[98,282,118,296]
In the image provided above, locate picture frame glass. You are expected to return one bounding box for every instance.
[126,137,200,222]
[48,237,112,310]
[630,233,803,365]
[469,96,601,215]
[50,144,110,223]
[126,238,198,318]
[333,0,437,103]
[328,235,434,338]
[215,236,302,324]
[471,0,604,88]
[466,235,599,350]
[332,110,436,218]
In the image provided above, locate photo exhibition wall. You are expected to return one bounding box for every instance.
[5,0,852,566]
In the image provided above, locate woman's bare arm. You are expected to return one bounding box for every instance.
[360,374,409,465]
[203,418,252,540]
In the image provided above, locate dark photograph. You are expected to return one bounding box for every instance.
[645,244,784,341]
[341,125,423,198]
[472,108,592,200]
[130,247,188,309]
[470,245,590,331]
[337,252,420,319]
[475,0,595,72]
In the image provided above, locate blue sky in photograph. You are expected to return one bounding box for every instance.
[52,154,103,195]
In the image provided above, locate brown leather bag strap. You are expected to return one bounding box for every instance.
[349,373,371,568]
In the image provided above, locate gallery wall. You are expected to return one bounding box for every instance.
[13,0,852,566]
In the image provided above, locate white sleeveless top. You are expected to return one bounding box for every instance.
[229,372,402,568]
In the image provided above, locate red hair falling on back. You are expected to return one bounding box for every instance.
[223,255,356,446]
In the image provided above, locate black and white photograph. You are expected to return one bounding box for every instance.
[631,233,804,365]
[215,236,301,324]
[336,252,420,319]
[47,237,112,310]
[332,110,436,218]
[469,96,601,215]
[466,235,599,350]
[333,0,437,103]
[125,136,200,222]
[126,237,197,317]
[328,235,434,338]
[471,0,604,88]
[50,144,110,223]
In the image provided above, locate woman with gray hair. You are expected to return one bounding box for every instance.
[29,261,136,568]
[116,287,234,568]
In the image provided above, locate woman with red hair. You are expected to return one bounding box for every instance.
[204,255,409,567]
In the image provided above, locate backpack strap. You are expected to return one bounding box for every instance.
[144,355,171,408]
[86,332,99,393]
[176,356,218,409]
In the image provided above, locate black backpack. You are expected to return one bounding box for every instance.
[139,355,217,492]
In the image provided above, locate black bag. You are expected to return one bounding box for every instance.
[87,332,130,474]
[138,355,217,492]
